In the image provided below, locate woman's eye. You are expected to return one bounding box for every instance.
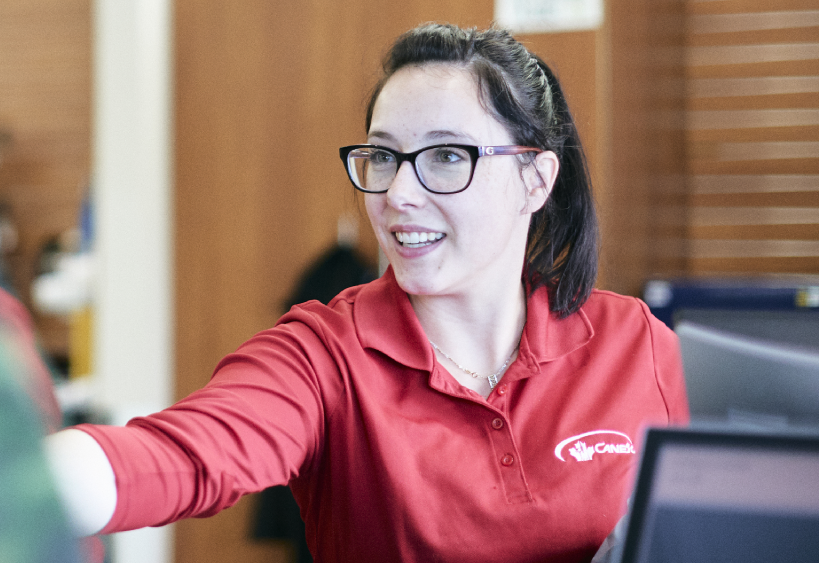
[432,148,465,164]
[370,150,395,164]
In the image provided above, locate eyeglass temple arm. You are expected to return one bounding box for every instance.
[478,146,541,157]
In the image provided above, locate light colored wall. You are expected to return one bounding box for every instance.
[92,1,174,562]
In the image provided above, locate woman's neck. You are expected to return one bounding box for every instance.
[410,278,527,397]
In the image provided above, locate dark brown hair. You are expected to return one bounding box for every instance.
[365,23,599,317]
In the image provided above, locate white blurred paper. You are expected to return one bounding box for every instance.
[495,0,604,33]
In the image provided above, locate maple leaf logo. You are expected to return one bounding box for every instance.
[569,440,595,462]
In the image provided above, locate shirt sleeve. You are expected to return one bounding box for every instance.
[78,314,339,533]
[640,300,690,425]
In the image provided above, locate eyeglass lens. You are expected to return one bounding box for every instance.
[347,146,473,193]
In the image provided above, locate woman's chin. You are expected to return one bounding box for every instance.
[392,270,441,297]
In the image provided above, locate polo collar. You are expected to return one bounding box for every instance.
[515,284,595,376]
[354,267,433,372]
[353,267,594,374]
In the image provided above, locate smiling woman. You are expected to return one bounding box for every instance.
[46,23,689,563]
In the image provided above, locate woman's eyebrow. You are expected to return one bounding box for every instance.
[366,130,395,143]
[366,129,479,145]
[426,129,476,143]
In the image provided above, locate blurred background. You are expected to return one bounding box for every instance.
[0,1,816,563]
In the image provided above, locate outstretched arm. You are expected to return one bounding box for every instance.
[41,306,340,535]
[45,428,117,536]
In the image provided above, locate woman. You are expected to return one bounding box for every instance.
[49,23,688,562]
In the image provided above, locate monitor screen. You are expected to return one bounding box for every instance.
[619,428,819,563]
[674,309,818,350]
[676,320,819,427]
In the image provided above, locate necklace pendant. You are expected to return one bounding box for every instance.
[487,373,498,389]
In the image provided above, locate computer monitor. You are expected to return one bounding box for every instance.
[676,320,819,427]
[674,308,818,350]
[618,427,819,563]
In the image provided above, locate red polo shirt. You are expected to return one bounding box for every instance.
[79,268,688,562]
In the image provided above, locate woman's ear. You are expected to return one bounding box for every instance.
[522,150,559,214]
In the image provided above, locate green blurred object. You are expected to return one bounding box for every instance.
[0,323,81,563]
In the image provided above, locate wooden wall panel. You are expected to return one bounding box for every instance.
[684,0,819,277]
[174,5,303,562]
[0,1,91,356]
[523,31,602,202]
[600,0,688,296]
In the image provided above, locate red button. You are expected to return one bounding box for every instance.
[497,384,508,396]
[501,454,515,466]
[491,418,504,430]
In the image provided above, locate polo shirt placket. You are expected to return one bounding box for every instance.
[486,380,533,504]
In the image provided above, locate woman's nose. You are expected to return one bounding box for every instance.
[385,161,427,207]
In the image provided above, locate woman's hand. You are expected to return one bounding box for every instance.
[45,429,117,536]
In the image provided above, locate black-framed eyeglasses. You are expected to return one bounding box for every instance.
[339,143,541,194]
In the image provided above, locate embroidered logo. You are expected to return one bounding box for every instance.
[555,430,636,462]
[568,441,595,462]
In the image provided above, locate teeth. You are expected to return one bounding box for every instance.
[394,231,444,247]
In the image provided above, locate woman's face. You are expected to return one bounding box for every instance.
[365,64,551,299]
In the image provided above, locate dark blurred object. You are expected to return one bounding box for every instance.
[0,129,19,295]
[644,277,819,329]
[284,245,376,311]
[0,202,19,296]
[253,486,312,563]
[253,244,375,563]
[0,127,11,166]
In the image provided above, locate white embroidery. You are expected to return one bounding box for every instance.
[555,430,636,462]
[568,440,595,462]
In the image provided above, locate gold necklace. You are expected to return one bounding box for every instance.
[429,340,517,389]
